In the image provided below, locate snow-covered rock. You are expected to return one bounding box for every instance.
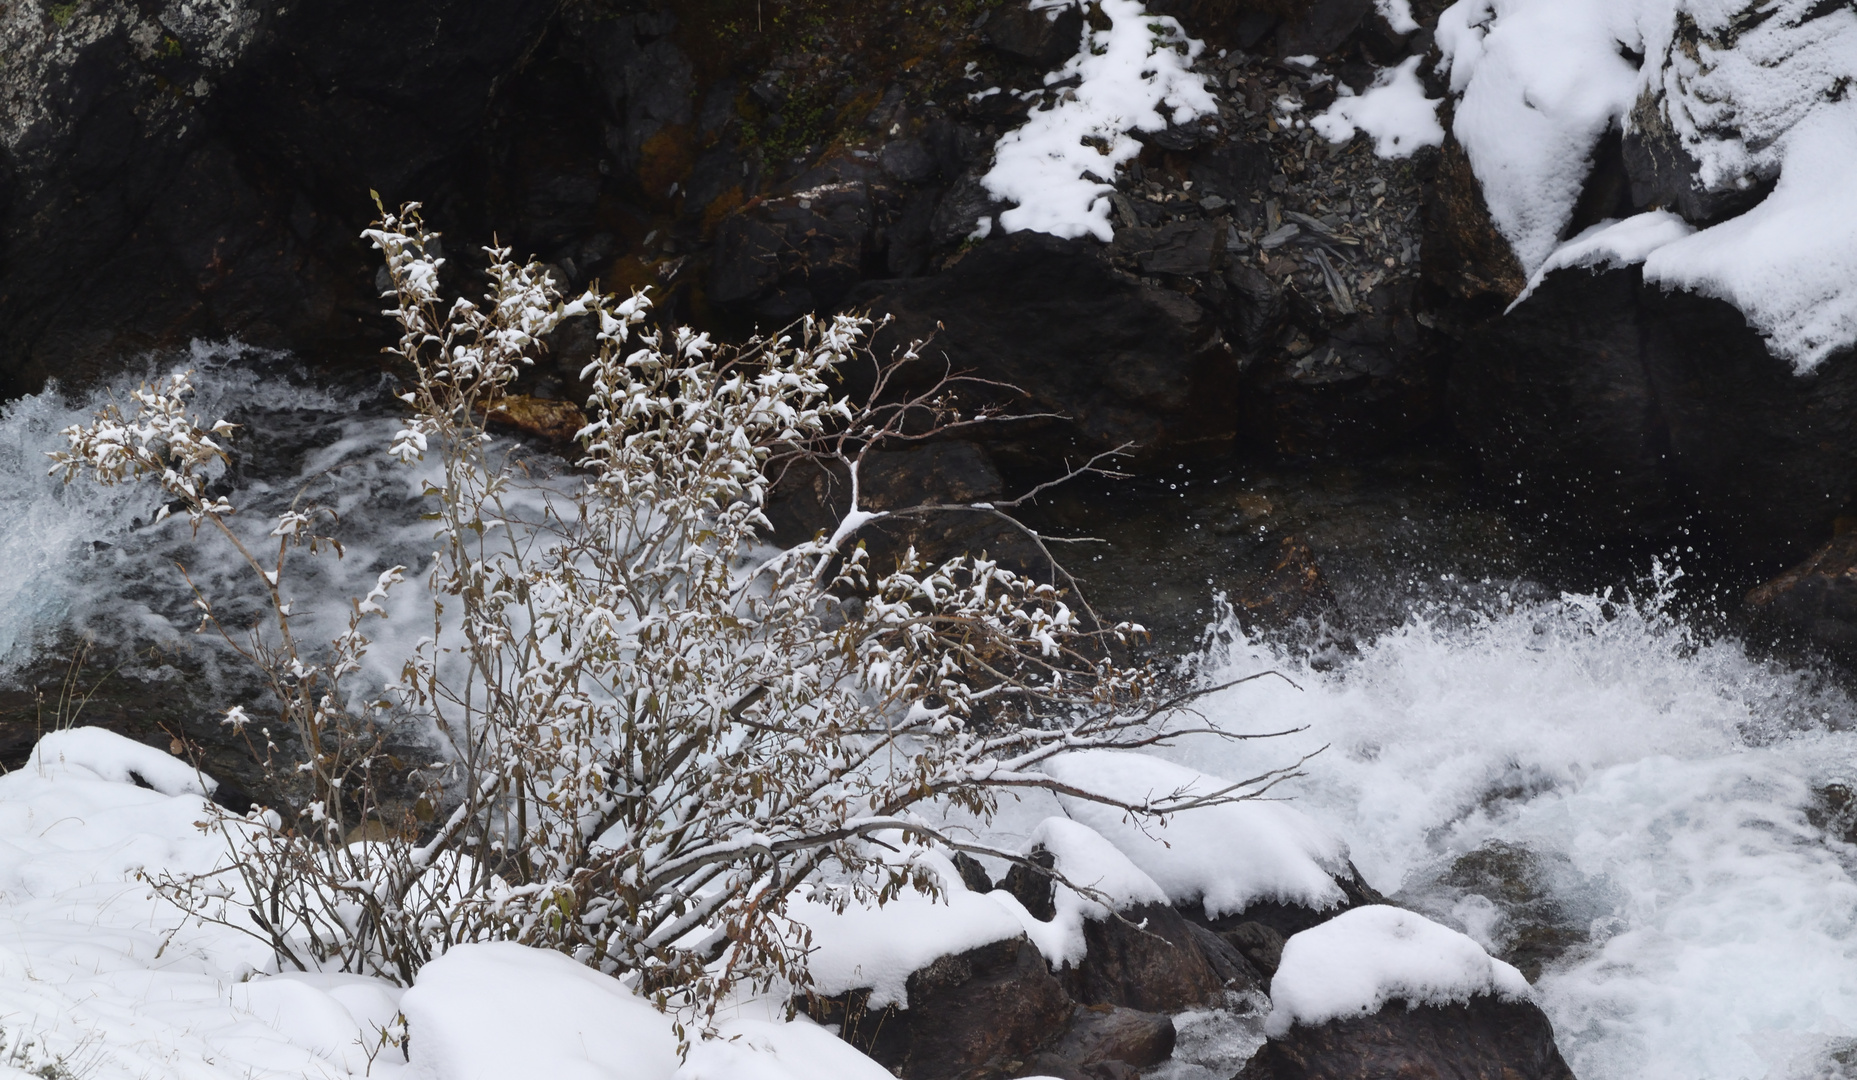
[1439,0,1857,370]
[1243,909,1573,1080]
[1041,750,1353,919]
[979,0,1217,241]
[1264,905,1530,1035]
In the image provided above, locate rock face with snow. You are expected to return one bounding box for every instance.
[1425,0,1857,563]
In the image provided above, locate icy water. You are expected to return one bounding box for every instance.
[5,351,1857,1080]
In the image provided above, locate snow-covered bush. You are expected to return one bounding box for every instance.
[49,202,1297,1020]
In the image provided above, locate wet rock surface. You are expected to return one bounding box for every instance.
[1239,995,1579,1080]
[1748,531,1857,655]
[804,933,1194,1080]
[1398,842,1617,984]
[806,934,1074,1080]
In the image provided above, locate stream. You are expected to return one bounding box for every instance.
[3,347,1856,1080]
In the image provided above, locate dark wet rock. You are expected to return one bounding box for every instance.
[1448,264,1679,540]
[887,186,946,277]
[999,848,1262,1011]
[881,139,939,185]
[1022,1005,1177,1080]
[1450,260,1857,563]
[1807,779,1857,847]
[1406,842,1596,983]
[1422,138,1527,308]
[1067,901,1254,1012]
[1221,920,1288,979]
[854,231,1242,469]
[985,0,1085,66]
[711,180,876,325]
[1226,263,1288,353]
[1274,0,1375,58]
[1241,282,1442,458]
[1637,286,1857,564]
[1189,143,1274,205]
[1002,848,1061,922]
[1239,994,1579,1080]
[1113,220,1227,277]
[805,934,1074,1080]
[1187,918,1268,991]
[1747,532,1857,654]
[953,851,996,894]
[929,172,1004,247]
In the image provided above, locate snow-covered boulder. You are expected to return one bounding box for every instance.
[1040,750,1378,931]
[1239,906,1575,1080]
[997,816,1262,1013]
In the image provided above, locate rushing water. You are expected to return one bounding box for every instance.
[1179,584,1857,1080]
[5,352,1857,1080]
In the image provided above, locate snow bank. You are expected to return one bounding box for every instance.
[0,731,413,1079]
[1041,750,1350,918]
[0,726,906,1080]
[1265,905,1530,1035]
[981,0,1217,241]
[26,725,217,796]
[677,1018,894,1080]
[401,943,679,1080]
[402,942,898,1080]
[1310,56,1443,159]
[789,888,1027,1008]
[1439,0,1857,369]
[1511,211,1695,308]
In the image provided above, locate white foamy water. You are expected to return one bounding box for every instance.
[0,344,537,702]
[1175,579,1857,1080]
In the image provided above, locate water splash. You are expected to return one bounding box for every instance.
[1180,568,1857,1080]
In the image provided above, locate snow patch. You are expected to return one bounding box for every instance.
[789,889,1026,1009]
[26,726,217,797]
[1374,0,1420,35]
[981,0,1217,241]
[1310,56,1444,159]
[401,942,680,1080]
[1510,210,1695,308]
[1265,905,1531,1035]
[1436,0,1642,273]
[1040,750,1349,918]
[1641,101,1857,372]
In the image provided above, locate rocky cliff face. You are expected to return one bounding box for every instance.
[4,0,1855,621]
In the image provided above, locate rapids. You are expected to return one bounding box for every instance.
[3,350,1855,1080]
